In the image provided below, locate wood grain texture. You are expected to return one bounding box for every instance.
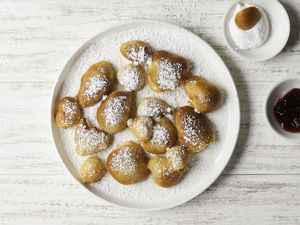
[0,0,299,224]
[0,175,299,225]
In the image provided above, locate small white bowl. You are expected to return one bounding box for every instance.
[265,79,300,139]
[223,0,290,61]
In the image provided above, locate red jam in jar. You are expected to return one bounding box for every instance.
[273,88,300,133]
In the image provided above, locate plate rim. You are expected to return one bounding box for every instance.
[50,20,241,211]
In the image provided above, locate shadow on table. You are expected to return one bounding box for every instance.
[280,0,300,52]
[221,59,251,175]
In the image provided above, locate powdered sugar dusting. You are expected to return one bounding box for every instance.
[81,157,104,179]
[156,59,183,90]
[62,99,79,124]
[128,46,152,65]
[110,146,138,175]
[166,146,188,170]
[56,24,234,206]
[102,95,128,126]
[150,123,169,146]
[138,97,173,119]
[83,75,109,100]
[182,114,205,146]
[76,122,110,154]
[118,65,144,91]
[136,118,152,137]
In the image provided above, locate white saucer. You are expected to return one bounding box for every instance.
[223,0,290,61]
[265,79,300,139]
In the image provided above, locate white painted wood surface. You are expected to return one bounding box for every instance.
[0,0,299,224]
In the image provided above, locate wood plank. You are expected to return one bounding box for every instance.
[0,174,299,225]
[0,0,299,223]
[0,0,298,82]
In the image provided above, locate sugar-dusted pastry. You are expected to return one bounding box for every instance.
[148,50,188,93]
[166,145,189,170]
[148,156,183,188]
[75,119,112,156]
[97,91,132,134]
[120,40,152,65]
[137,97,173,119]
[80,156,106,183]
[128,116,153,142]
[55,96,82,129]
[78,61,114,107]
[106,141,149,185]
[174,106,215,153]
[117,64,146,91]
[185,76,221,113]
[142,117,177,154]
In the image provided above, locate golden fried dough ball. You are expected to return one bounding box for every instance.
[75,119,112,156]
[148,50,188,93]
[166,146,189,170]
[148,156,183,188]
[78,61,114,107]
[185,76,221,113]
[55,96,82,129]
[174,106,215,153]
[137,97,173,119]
[120,40,152,65]
[80,156,106,183]
[106,141,149,185]
[117,64,146,91]
[97,91,132,134]
[128,116,153,142]
[142,117,177,154]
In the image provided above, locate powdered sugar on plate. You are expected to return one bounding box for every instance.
[54,22,238,208]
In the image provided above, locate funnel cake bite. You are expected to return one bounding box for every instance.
[142,117,177,154]
[175,106,215,153]
[106,141,149,185]
[148,156,183,188]
[97,91,132,134]
[80,156,106,183]
[128,116,154,142]
[137,97,173,119]
[120,40,152,65]
[55,96,82,129]
[117,64,146,91]
[185,76,222,113]
[75,119,112,156]
[78,61,114,107]
[148,50,188,93]
[166,145,189,170]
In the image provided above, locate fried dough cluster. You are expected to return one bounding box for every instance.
[55,39,224,187]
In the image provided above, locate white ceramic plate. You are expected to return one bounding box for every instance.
[223,0,290,61]
[50,21,240,210]
[265,78,300,139]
